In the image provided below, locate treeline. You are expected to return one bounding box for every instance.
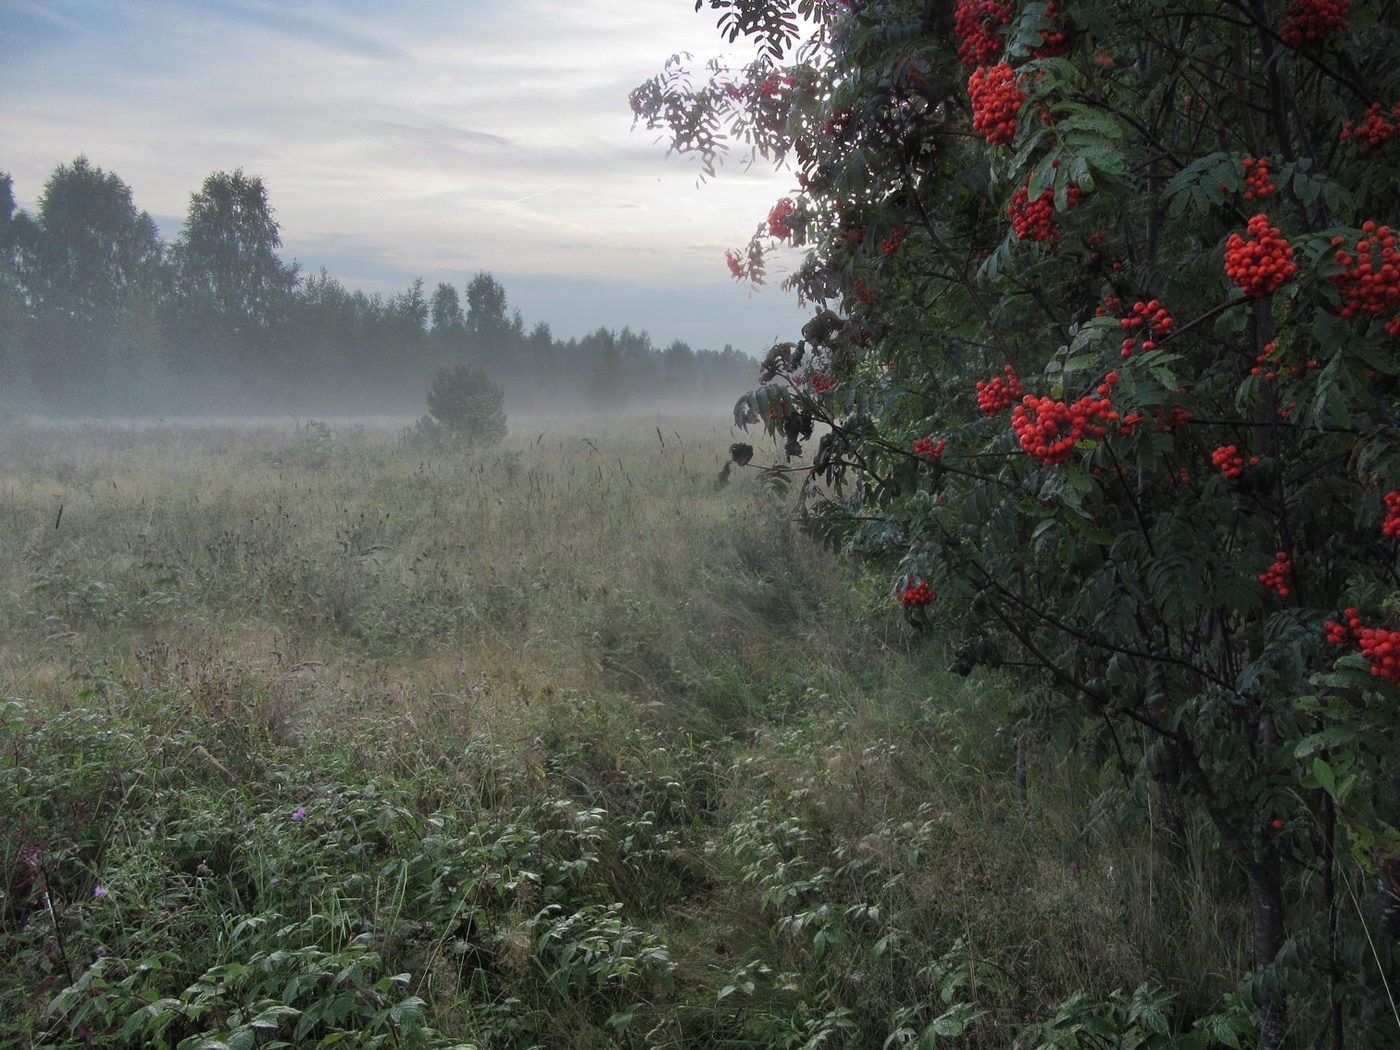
[0,158,754,418]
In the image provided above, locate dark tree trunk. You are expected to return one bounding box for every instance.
[1177,732,1288,1050]
[1151,745,1188,862]
[1247,849,1288,1050]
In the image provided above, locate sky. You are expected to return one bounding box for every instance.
[0,0,811,354]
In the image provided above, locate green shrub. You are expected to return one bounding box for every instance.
[414,365,506,447]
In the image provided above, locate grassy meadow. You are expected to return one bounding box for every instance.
[1,416,1254,1049]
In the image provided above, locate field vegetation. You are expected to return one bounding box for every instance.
[3,418,1268,1048]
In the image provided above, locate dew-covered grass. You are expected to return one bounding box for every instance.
[1,417,1254,1049]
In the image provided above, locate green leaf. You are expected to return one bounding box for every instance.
[1312,756,1336,796]
[252,1004,301,1029]
[1295,727,1359,757]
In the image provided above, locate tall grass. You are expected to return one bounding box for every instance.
[0,417,1277,1048]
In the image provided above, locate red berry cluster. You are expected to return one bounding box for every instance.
[810,372,836,394]
[1340,102,1399,154]
[758,72,794,99]
[1011,392,1119,466]
[1242,157,1276,201]
[969,63,1025,145]
[899,576,936,606]
[913,436,946,461]
[1326,609,1400,687]
[768,198,797,239]
[1258,551,1292,598]
[1359,625,1400,684]
[1224,214,1298,298]
[882,225,910,254]
[1008,180,1080,242]
[1383,491,1400,539]
[1119,299,1174,358]
[1250,340,1318,380]
[1211,445,1242,478]
[1086,229,1110,264]
[1279,0,1349,48]
[824,108,853,140]
[976,365,1024,416]
[1029,0,1070,59]
[1330,223,1400,324]
[954,0,1014,66]
[1210,444,1258,478]
[1152,403,1193,432]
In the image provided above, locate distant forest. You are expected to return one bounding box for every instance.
[0,158,756,418]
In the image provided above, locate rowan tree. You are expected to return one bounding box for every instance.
[636,1,1400,1045]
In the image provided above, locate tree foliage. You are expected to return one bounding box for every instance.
[1,157,758,417]
[464,270,512,341]
[637,0,1400,1044]
[16,156,166,407]
[419,362,507,447]
[172,168,298,364]
[24,156,165,317]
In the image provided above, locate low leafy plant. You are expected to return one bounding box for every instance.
[4,419,1368,1048]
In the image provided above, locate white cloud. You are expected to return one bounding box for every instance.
[0,0,811,350]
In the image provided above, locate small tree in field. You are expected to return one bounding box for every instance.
[637,1,1399,1046]
[418,363,506,446]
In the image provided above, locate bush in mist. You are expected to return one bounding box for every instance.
[413,363,506,447]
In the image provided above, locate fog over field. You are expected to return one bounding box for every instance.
[0,2,809,424]
[8,403,760,442]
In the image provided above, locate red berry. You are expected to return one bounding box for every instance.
[899,576,936,606]
[968,63,1025,145]
[1257,551,1292,599]
[1211,444,1245,479]
[1242,156,1277,201]
[1332,224,1400,322]
[768,198,797,239]
[953,0,1014,66]
[976,365,1023,416]
[1340,100,1399,154]
[1225,214,1297,298]
[1333,609,1400,687]
[913,436,946,461]
[1383,491,1400,538]
[1280,0,1349,49]
[1028,1,1071,59]
[1011,392,1118,466]
[1007,177,1080,243]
